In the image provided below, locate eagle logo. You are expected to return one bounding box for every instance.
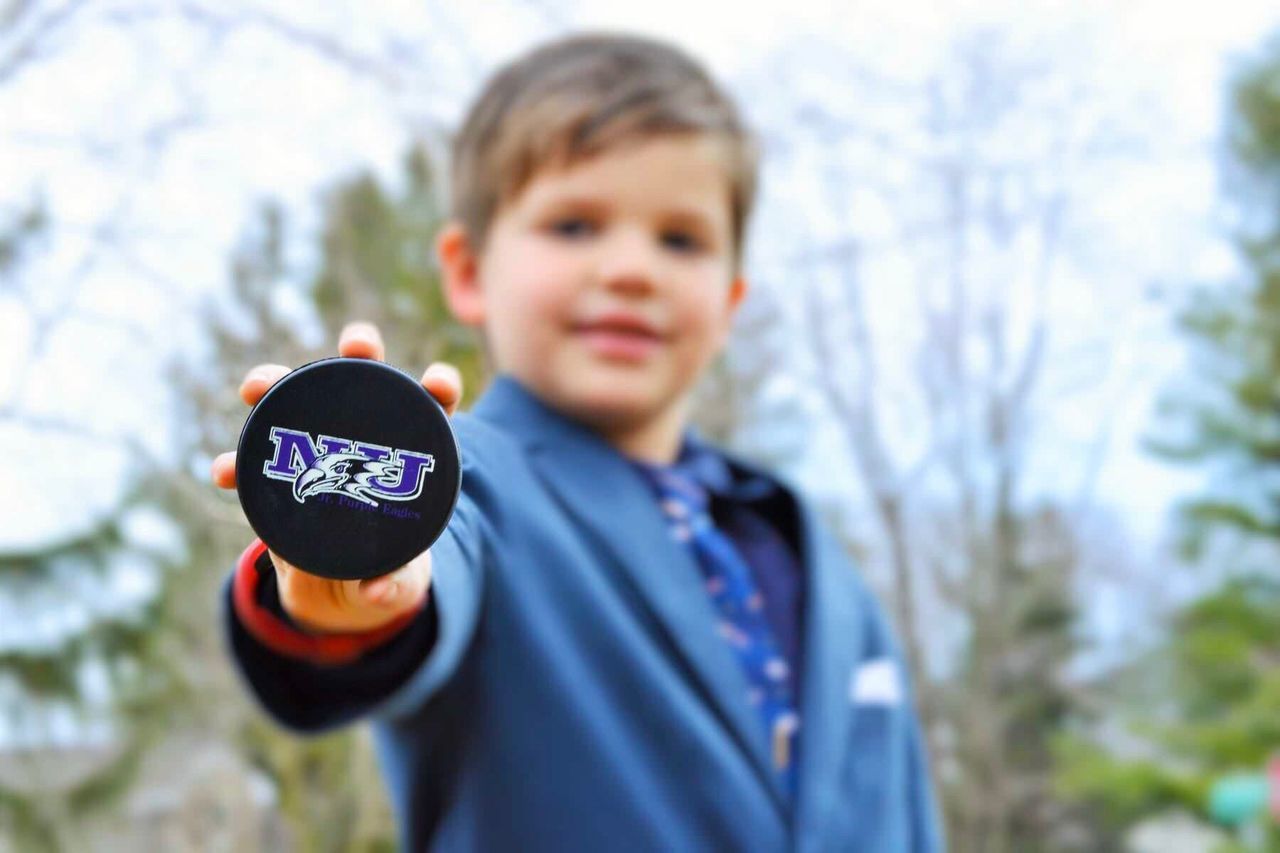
[292,453,413,507]
[262,427,435,509]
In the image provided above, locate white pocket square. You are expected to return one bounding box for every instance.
[850,658,902,706]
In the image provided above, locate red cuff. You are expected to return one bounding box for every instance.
[232,538,427,666]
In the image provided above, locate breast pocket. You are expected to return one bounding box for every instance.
[847,704,906,795]
[837,697,912,848]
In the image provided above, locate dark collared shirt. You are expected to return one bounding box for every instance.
[630,435,807,687]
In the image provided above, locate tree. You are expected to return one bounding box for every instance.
[1057,27,1280,847]
[1055,577,1280,847]
[732,24,1166,850]
[1145,30,1280,568]
[0,137,486,853]
[1,5,556,847]
[170,140,483,852]
[0,195,203,850]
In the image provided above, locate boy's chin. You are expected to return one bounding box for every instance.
[554,381,685,430]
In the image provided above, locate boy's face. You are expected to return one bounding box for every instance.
[439,135,747,456]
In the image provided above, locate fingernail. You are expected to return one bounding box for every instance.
[426,364,459,388]
[364,579,388,600]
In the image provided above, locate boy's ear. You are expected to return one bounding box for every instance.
[436,221,486,326]
[728,275,748,313]
[715,274,749,348]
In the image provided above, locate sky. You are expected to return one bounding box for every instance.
[2,0,1280,750]
[2,0,1279,560]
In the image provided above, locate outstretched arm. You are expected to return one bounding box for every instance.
[213,321,484,732]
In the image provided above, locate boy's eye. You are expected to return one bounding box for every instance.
[661,231,702,253]
[547,218,704,253]
[550,218,595,238]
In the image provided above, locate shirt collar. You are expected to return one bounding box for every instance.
[472,375,778,503]
[631,430,777,504]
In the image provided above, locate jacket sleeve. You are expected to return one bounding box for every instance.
[222,416,491,734]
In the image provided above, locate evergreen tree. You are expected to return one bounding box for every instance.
[1055,30,1280,847]
[1146,31,1280,563]
[172,140,482,852]
[0,204,192,849]
[1054,578,1280,846]
[309,146,485,388]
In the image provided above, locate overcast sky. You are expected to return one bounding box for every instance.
[3,0,1279,559]
[1,0,1279,751]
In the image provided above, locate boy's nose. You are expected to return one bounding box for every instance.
[597,229,659,295]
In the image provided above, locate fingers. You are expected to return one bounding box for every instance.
[238,322,383,408]
[358,576,399,608]
[239,364,290,406]
[421,362,463,416]
[338,321,385,361]
[222,323,385,492]
[225,365,289,489]
[211,451,237,489]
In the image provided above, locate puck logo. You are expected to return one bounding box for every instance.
[261,426,435,508]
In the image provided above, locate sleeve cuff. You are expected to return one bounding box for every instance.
[231,538,427,666]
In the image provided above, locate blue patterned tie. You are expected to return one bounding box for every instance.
[640,463,800,799]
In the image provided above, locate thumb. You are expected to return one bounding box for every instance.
[358,575,401,607]
[356,553,430,610]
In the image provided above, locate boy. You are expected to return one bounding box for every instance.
[212,32,942,851]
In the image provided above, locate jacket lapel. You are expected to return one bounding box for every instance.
[472,376,786,816]
[791,497,864,846]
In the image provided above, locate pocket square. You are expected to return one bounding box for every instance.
[850,658,902,706]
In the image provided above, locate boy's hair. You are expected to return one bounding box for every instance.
[449,32,760,274]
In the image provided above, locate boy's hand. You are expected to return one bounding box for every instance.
[210,321,464,635]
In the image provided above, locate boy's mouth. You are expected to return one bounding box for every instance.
[571,312,666,361]
[574,311,665,337]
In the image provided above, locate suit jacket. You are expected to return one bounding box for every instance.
[224,373,943,852]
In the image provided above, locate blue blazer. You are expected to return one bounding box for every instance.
[225,374,943,851]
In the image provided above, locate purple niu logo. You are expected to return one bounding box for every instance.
[262,427,435,508]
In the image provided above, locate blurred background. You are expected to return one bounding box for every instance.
[4,0,1280,850]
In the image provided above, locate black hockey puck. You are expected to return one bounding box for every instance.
[235,357,461,581]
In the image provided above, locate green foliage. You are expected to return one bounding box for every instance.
[1226,30,1280,181]
[0,196,45,278]
[940,507,1088,851]
[0,501,153,699]
[174,138,482,851]
[1053,735,1205,829]
[1146,34,1280,561]
[0,463,191,847]
[239,719,395,853]
[0,787,58,852]
[309,145,485,400]
[0,135,478,851]
[1057,576,1280,838]
[1063,31,1280,846]
[1167,579,1280,766]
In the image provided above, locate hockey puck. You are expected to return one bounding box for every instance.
[235,357,461,581]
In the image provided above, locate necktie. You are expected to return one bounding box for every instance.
[642,464,800,799]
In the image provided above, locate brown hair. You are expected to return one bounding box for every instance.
[448,31,760,274]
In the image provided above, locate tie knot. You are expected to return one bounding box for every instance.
[647,467,711,522]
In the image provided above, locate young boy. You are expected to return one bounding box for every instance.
[212,32,942,851]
